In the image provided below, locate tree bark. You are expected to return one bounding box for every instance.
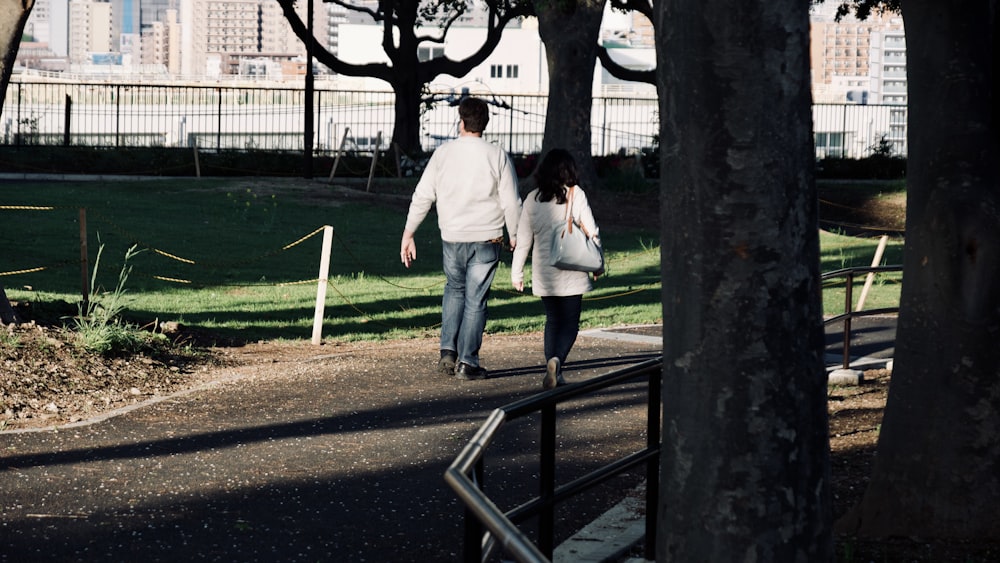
[535,0,604,190]
[655,0,831,560]
[838,0,1000,538]
[0,0,34,114]
[0,285,21,324]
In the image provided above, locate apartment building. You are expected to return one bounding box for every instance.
[68,0,114,64]
[809,5,907,105]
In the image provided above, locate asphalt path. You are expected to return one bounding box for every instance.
[0,318,896,562]
[0,333,661,562]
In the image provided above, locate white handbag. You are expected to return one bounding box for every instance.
[549,186,604,273]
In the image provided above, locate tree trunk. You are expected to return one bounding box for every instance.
[837,0,1000,538]
[0,0,34,114]
[0,285,20,324]
[655,0,831,560]
[389,73,426,156]
[535,0,604,190]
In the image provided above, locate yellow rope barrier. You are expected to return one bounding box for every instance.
[0,266,50,276]
[0,205,56,211]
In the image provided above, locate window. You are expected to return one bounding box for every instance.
[417,46,444,62]
[490,64,519,79]
[815,132,845,158]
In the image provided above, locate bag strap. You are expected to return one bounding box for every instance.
[564,186,575,233]
[563,186,593,238]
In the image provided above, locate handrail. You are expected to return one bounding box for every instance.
[822,264,902,370]
[444,357,663,563]
[446,266,901,561]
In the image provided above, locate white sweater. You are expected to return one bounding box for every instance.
[511,187,599,297]
[404,136,521,243]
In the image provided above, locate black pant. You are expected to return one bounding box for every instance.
[541,295,583,364]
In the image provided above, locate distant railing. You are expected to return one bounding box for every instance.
[2,80,908,159]
[822,264,902,370]
[0,80,658,157]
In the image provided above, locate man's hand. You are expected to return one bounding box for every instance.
[513,280,524,292]
[400,231,417,268]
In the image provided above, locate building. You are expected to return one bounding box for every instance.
[68,0,114,64]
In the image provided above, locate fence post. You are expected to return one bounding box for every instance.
[64,95,72,146]
[366,131,382,192]
[192,139,201,178]
[311,225,334,345]
[856,235,889,312]
[328,127,350,183]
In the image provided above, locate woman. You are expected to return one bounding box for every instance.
[511,149,601,389]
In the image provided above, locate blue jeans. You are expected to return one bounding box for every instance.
[541,295,583,364]
[440,240,501,367]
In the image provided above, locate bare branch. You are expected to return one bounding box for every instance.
[597,46,654,85]
[327,0,382,21]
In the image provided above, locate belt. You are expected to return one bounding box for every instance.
[486,236,504,244]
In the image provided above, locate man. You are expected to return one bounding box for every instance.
[400,97,522,380]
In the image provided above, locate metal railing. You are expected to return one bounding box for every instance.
[444,357,662,563]
[446,266,902,562]
[822,264,902,370]
[2,80,909,159]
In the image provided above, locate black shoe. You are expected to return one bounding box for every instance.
[455,362,488,380]
[438,351,457,375]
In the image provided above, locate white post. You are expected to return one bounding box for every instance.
[856,234,889,312]
[328,126,350,183]
[311,225,334,345]
[366,131,382,192]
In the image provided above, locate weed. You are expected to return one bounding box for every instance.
[72,243,152,355]
[0,326,21,348]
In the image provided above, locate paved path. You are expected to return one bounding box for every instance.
[1,318,897,562]
[1,332,661,562]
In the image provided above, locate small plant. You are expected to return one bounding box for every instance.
[0,326,21,348]
[227,188,279,231]
[867,135,895,158]
[72,243,151,355]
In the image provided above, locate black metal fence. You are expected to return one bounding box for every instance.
[1,80,908,159]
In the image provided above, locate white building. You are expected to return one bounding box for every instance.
[68,0,114,64]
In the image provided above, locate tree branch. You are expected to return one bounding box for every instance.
[327,0,382,21]
[420,1,533,80]
[276,0,392,80]
[596,46,654,84]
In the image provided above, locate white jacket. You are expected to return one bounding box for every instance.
[511,186,599,297]
[404,136,521,243]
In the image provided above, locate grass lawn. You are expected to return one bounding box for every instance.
[1,177,900,343]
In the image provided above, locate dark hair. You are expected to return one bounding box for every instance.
[534,148,578,204]
[458,97,490,133]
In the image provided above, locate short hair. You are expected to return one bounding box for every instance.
[458,97,490,133]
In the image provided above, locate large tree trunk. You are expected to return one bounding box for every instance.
[655,0,831,560]
[0,0,34,114]
[837,0,1000,538]
[535,0,603,190]
[389,73,425,156]
[0,0,34,323]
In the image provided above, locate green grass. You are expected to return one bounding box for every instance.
[1,178,900,344]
